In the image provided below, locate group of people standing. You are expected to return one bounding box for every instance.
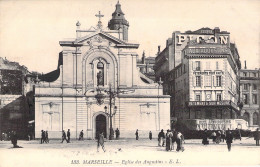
[202,128,248,152]
[40,130,49,144]
[158,129,185,152]
[202,129,234,151]
[61,129,85,143]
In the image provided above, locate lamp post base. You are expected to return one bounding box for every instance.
[109,128,114,140]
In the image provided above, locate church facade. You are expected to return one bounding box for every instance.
[34,2,170,139]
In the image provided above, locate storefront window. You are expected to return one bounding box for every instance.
[205,110,212,119]
[195,110,201,119]
[216,110,222,119]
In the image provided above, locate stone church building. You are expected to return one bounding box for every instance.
[35,2,170,139]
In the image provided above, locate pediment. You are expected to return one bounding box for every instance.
[60,31,139,48]
[75,31,126,46]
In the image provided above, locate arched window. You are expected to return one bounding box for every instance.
[243,112,250,125]
[96,61,104,86]
[253,112,259,125]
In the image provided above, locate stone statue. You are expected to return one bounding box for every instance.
[97,71,104,86]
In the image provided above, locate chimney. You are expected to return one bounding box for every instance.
[142,51,145,64]
[244,60,247,69]
[158,45,161,54]
[214,27,220,33]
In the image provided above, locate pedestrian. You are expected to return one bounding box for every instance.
[81,130,84,140]
[221,130,226,142]
[67,129,70,143]
[202,129,209,145]
[97,132,106,152]
[158,129,165,146]
[45,131,49,143]
[149,131,152,140]
[212,131,217,143]
[135,129,139,140]
[79,130,84,140]
[171,129,177,150]
[41,130,45,144]
[225,129,233,151]
[61,130,68,143]
[176,131,184,152]
[165,130,173,151]
[115,128,120,140]
[235,128,241,141]
[215,131,221,144]
[11,131,18,148]
[254,128,260,146]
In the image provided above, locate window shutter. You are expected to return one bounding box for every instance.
[210,75,212,87]
[201,75,203,87]
[213,76,215,87]
[200,61,202,71]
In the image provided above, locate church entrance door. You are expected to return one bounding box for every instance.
[95,114,107,139]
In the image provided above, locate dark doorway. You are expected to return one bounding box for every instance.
[96,114,107,139]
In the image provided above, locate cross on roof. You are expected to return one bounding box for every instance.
[95,11,104,21]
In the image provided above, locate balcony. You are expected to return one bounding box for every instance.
[186,100,238,111]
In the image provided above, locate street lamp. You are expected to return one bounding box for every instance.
[104,105,117,139]
[93,83,134,140]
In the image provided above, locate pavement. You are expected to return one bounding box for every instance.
[0,137,259,167]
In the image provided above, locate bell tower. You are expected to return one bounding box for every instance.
[108,1,129,41]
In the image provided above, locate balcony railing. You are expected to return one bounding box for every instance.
[186,100,238,110]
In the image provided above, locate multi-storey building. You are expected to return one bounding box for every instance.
[137,51,156,81]
[155,28,249,132]
[239,66,260,129]
[154,27,231,82]
[0,57,35,139]
[175,42,241,119]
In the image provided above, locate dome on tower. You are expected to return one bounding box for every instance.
[108,1,129,29]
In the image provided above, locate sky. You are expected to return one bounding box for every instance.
[0,0,259,73]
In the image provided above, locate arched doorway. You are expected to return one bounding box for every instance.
[95,114,107,139]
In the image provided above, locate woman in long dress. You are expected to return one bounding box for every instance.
[97,132,106,152]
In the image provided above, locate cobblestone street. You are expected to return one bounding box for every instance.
[0,137,259,166]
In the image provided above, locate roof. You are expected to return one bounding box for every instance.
[60,30,139,48]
